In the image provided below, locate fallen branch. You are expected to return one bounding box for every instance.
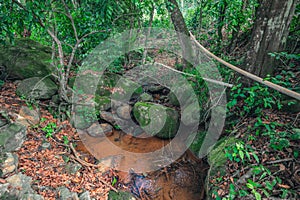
[190,33,300,101]
[154,62,233,88]
[265,158,294,165]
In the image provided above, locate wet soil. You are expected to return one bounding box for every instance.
[76,130,209,200]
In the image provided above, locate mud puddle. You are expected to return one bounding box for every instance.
[76,130,209,200]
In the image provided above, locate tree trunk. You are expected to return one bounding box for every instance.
[167,0,194,70]
[245,0,297,77]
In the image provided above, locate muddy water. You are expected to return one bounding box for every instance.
[76,130,208,200]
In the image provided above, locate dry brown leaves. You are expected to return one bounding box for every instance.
[1,81,117,200]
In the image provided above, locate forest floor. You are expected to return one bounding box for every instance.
[0,52,299,199]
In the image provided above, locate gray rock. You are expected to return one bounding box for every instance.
[0,118,7,128]
[0,38,53,80]
[18,106,40,126]
[6,173,34,196]
[65,163,82,175]
[16,77,58,100]
[0,123,26,152]
[40,142,51,150]
[167,92,180,106]
[0,183,9,196]
[111,100,124,109]
[22,193,44,200]
[100,112,118,125]
[132,102,179,139]
[116,105,132,120]
[72,105,98,130]
[58,186,79,200]
[87,123,113,137]
[79,191,91,200]
[139,93,153,102]
[95,96,111,111]
[0,153,18,176]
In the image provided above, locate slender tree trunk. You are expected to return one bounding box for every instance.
[167,0,194,70]
[245,0,297,77]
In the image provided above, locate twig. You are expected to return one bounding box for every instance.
[265,158,294,165]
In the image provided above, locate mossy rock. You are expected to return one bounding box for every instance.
[188,131,207,155]
[0,38,54,80]
[133,102,179,139]
[95,95,111,111]
[108,191,136,200]
[16,77,58,100]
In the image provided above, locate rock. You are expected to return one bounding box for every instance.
[87,123,113,137]
[72,105,98,130]
[16,77,58,100]
[0,38,53,80]
[79,191,91,200]
[116,105,132,120]
[167,92,180,106]
[139,93,153,102]
[181,102,201,126]
[132,102,179,139]
[58,186,79,200]
[95,96,111,111]
[6,173,34,196]
[111,100,124,109]
[65,163,82,175]
[281,99,300,113]
[188,131,207,155]
[18,106,40,126]
[144,84,165,93]
[100,111,118,125]
[22,193,45,200]
[0,123,26,152]
[40,142,51,150]
[0,183,10,196]
[108,191,136,200]
[0,118,7,128]
[0,153,18,176]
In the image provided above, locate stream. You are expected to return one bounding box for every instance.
[76,130,209,200]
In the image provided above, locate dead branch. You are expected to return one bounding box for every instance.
[190,33,300,100]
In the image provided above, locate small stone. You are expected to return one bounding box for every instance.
[0,153,18,176]
[41,142,51,150]
[18,106,40,126]
[65,163,82,175]
[140,93,153,102]
[116,105,132,120]
[6,173,34,196]
[87,123,113,137]
[79,191,91,200]
[58,186,79,200]
[0,183,9,196]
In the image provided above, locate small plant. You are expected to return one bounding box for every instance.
[62,135,69,145]
[225,141,259,163]
[41,121,57,138]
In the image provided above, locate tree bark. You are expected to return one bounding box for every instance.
[166,0,194,70]
[245,0,297,77]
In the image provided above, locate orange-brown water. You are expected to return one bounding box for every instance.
[76,130,208,200]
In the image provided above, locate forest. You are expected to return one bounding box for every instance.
[0,0,299,200]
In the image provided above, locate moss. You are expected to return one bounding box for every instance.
[133,102,179,139]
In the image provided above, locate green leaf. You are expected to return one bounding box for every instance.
[254,191,261,200]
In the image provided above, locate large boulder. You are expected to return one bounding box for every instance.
[16,77,58,100]
[0,38,54,80]
[132,102,179,139]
